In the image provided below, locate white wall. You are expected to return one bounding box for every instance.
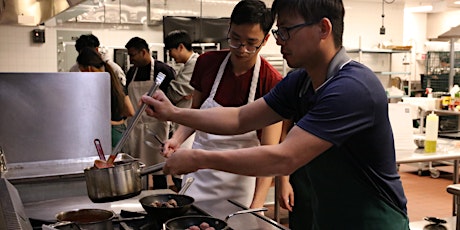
[403,11,427,81]
[343,1,405,49]
[427,10,460,39]
[0,25,57,72]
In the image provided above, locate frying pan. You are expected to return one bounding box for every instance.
[53,208,115,230]
[163,207,268,230]
[139,177,194,224]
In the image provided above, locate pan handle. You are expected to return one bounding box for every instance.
[45,221,81,229]
[224,207,268,222]
[178,177,194,195]
[139,162,166,176]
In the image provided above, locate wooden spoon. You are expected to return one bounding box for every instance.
[93,139,114,169]
[94,159,114,169]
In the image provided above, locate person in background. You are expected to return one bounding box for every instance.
[141,0,410,228]
[70,34,127,87]
[124,37,176,189]
[163,30,200,190]
[77,47,135,147]
[159,0,283,210]
[164,30,199,135]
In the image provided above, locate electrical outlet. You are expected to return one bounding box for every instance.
[380,26,386,35]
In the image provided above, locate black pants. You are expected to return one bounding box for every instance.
[152,175,168,189]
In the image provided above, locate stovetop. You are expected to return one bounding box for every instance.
[25,190,286,230]
[32,206,232,230]
[29,205,232,230]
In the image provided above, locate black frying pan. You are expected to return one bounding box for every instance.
[139,193,195,224]
[139,177,195,223]
[163,207,267,230]
[163,215,228,230]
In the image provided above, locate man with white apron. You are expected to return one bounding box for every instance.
[162,0,283,208]
[125,37,175,189]
[183,53,262,206]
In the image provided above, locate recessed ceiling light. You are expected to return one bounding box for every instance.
[404,5,433,12]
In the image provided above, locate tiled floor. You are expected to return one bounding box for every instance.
[399,164,453,222]
[264,163,456,228]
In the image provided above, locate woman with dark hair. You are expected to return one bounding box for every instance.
[77,47,135,148]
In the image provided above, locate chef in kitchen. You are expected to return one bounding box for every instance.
[141,0,410,228]
[160,0,283,210]
[124,37,176,189]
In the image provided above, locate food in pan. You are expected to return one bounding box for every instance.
[150,199,178,208]
[186,222,216,230]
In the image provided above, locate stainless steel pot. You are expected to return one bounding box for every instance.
[84,160,165,203]
[54,209,114,230]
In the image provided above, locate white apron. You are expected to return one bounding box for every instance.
[127,57,169,167]
[183,52,261,207]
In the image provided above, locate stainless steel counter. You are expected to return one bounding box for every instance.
[396,138,460,216]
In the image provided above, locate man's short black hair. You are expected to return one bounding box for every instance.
[271,0,345,48]
[75,34,100,53]
[125,37,149,51]
[164,30,193,51]
[230,0,275,35]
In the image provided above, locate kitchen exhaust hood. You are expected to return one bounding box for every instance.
[438,24,460,39]
[0,0,86,26]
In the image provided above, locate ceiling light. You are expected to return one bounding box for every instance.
[404,5,433,13]
[454,1,460,4]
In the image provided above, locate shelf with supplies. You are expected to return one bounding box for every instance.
[261,53,291,76]
[422,51,460,92]
[347,48,413,95]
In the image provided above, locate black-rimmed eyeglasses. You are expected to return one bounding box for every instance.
[227,38,265,54]
[271,21,318,41]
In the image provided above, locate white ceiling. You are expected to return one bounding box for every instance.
[55,0,460,25]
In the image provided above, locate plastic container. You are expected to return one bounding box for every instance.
[425,112,439,153]
[441,93,451,110]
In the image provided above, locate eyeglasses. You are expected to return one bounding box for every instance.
[271,21,319,41]
[227,37,265,54]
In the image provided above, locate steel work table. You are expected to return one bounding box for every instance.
[396,139,460,216]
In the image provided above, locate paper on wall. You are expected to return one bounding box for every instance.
[388,103,418,151]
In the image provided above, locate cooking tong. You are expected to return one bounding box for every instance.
[94,72,165,169]
[110,72,166,160]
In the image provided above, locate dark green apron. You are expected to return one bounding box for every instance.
[111,124,126,148]
[289,147,409,230]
